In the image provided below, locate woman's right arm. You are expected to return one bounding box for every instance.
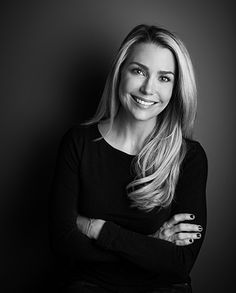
[49,127,120,263]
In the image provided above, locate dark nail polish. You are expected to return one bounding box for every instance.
[189,239,193,243]
[197,233,201,238]
[190,214,195,219]
[198,226,203,231]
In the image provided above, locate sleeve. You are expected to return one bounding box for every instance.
[95,141,208,280]
[49,127,120,263]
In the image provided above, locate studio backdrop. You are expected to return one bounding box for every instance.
[0,0,235,292]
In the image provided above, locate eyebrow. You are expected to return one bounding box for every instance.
[128,61,175,76]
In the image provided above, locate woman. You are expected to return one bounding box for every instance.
[50,24,208,292]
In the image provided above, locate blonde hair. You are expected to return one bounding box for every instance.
[85,24,197,212]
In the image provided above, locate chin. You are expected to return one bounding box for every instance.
[130,112,158,123]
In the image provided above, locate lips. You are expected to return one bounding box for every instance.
[131,94,157,106]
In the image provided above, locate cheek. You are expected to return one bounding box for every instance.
[118,81,128,106]
[119,78,126,94]
[120,74,140,94]
[161,86,174,102]
[118,80,126,100]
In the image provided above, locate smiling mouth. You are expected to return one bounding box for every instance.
[131,95,157,106]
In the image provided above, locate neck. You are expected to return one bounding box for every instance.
[112,108,157,154]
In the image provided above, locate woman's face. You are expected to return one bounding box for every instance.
[118,42,175,124]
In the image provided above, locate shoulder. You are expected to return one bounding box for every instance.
[61,123,98,144]
[181,138,208,175]
[184,138,207,162]
[58,123,99,157]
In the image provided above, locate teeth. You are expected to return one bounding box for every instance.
[134,97,155,106]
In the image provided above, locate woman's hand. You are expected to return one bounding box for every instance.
[76,214,106,240]
[149,213,203,246]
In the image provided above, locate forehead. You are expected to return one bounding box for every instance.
[127,42,175,72]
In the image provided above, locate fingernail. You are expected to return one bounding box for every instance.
[197,233,201,238]
[198,226,203,231]
[190,214,195,219]
[189,239,193,243]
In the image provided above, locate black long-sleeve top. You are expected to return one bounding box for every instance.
[50,123,208,291]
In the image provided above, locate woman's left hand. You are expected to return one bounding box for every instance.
[149,213,202,246]
[76,214,106,240]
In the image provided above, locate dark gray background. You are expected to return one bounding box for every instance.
[0,0,235,292]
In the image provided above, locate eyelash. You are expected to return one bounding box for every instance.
[131,68,171,82]
[159,76,171,82]
[132,68,146,76]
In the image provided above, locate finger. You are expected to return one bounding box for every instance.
[173,223,203,233]
[174,232,201,241]
[166,213,195,227]
[175,239,194,246]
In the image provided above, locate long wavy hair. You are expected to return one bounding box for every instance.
[85,24,197,212]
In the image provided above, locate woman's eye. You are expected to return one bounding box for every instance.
[159,76,170,82]
[132,68,145,76]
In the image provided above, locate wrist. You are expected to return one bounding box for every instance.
[88,219,106,240]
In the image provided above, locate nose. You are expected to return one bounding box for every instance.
[140,76,156,95]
